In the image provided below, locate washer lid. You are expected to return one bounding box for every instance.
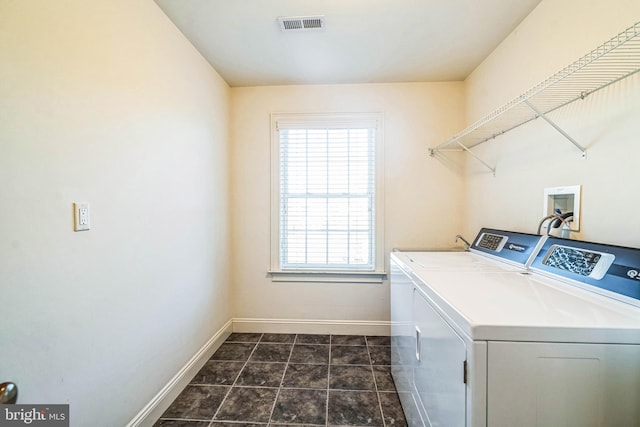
[411,269,640,344]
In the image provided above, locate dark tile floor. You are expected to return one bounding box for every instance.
[154,333,407,427]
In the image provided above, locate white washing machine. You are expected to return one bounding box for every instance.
[391,228,640,427]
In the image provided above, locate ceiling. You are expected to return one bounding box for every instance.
[154,0,542,87]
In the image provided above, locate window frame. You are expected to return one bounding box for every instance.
[269,112,386,283]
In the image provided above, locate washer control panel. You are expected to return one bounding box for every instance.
[532,237,640,304]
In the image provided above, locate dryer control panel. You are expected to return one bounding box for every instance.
[470,228,547,268]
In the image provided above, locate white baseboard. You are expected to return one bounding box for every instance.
[232,317,390,336]
[125,319,233,427]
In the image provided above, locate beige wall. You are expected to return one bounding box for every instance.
[230,83,465,324]
[462,0,640,247]
[0,1,231,426]
[4,0,639,424]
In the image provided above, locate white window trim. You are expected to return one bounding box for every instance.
[269,112,386,283]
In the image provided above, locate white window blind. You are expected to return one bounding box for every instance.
[275,115,380,272]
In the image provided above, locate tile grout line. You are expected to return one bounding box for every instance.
[366,336,388,427]
[207,333,264,427]
[159,416,211,422]
[325,335,333,427]
[266,334,298,425]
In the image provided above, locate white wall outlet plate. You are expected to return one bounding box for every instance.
[73,202,90,231]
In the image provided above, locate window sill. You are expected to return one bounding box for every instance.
[267,270,387,284]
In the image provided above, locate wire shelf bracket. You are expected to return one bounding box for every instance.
[430,20,640,173]
[523,100,586,158]
[429,141,496,176]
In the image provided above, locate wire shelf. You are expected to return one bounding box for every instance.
[430,21,640,169]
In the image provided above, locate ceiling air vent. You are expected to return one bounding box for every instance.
[277,15,325,32]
